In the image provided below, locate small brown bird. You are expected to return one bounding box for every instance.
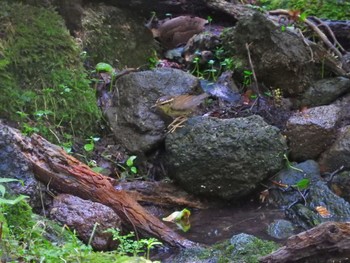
[153,93,209,132]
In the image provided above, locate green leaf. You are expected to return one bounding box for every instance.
[0,185,6,197]
[0,178,21,183]
[126,156,137,167]
[130,166,137,174]
[95,62,113,73]
[294,178,310,190]
[0,195,28,205]
[300,12,307,22]
[84,143,94,152]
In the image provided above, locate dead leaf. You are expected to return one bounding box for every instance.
[315,206,332,218]
[157,16,207,49]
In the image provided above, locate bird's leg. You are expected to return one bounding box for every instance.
[167,116,188,133]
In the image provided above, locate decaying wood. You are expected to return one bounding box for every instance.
[119,181,207,209]
[259,222,350,263]
[10,128,195,248]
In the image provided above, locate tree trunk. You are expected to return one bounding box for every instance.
[9,125,195,248]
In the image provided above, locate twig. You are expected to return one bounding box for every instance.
[309,16,346,54]
[245,42,260,95]
[269,9,343,60]
[326,165,345,183]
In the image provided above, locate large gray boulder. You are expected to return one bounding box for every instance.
[164,115,287,200]
[221,12,318,96]
[104,68,200,154]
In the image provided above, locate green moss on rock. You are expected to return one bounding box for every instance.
[0,2,101,141]
[3,199,34,237]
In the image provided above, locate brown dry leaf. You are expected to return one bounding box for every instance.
[315,206,332,218]
[157,16,207,49]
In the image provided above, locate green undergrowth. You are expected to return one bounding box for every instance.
[0,2,101,142]
[0,199,156,262]
[260,0,350,20]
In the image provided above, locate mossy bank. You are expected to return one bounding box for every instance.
[0,1,101,142]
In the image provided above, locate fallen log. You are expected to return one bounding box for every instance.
[259,221,350,263]
[9,126,195,248]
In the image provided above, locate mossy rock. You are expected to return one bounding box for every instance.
[0,2,101,141]
[2,199,34,237]
[81,4,156,68]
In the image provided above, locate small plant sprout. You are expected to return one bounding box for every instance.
[140,238,163,260]
[84,136,100,152]
[283,154,304,173]
[191,56,203,78]
[105,228,163,259]
[243,70,253,87]
[205,59,218,81]
[148,50,160,69]
[117,155,139,180]
[207,15,213,31]
[220,57,234,71]
[126,155,138,174]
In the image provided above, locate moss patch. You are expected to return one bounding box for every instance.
[0,2,101,141]
[3,199,34,238]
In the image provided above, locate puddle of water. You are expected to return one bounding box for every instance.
[167,202,285,245]
[154,202,286,262]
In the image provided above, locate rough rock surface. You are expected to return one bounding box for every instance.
[165,115,287,200]
[299,77,350,107]
[318,125,350,172]
[269,160,350,229]
[267,219,295,239]
[330,170,350,203]
[105,68,200,154]
[81,3,156,68]
[221,12,318,96]
[285,105,341,161]
[0,122,50,211]
[50,194,121,250]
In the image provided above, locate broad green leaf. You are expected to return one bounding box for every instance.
[95,62,113,74]
[130,166,137,174]
[0,195,28,205]
[0,178,21,183]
